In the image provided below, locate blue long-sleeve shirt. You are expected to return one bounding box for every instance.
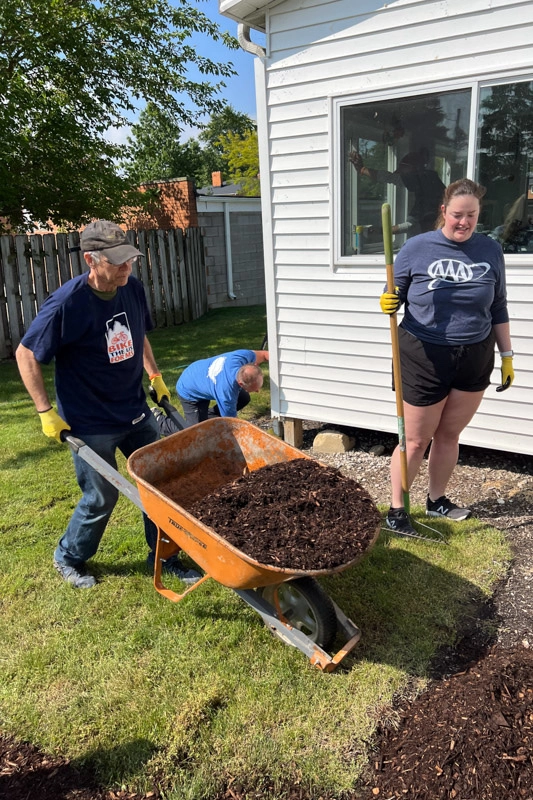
[177,349,256,417]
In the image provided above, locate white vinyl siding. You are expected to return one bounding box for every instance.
[246,0,533,454]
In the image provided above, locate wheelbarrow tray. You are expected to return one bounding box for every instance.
[127,417,376,591]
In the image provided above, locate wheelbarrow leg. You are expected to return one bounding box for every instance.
[153,527,210,602]
[236,589,361,672]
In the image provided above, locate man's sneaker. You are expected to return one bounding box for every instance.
[54,560,96,589]
[426,495,471,521]
[147,555,202,586]
[385,508,417,537]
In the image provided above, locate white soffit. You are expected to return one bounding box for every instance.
[219,0,269,32]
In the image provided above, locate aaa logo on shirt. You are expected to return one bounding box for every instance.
[106,313,134,363]
[427,260,491,290]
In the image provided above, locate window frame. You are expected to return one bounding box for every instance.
[330,71,533,270]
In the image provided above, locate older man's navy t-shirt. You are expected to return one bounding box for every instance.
[21,273,153,434]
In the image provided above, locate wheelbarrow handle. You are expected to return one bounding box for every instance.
[60,430,84,451]
[148,387,187,431]
[60,430,145,511]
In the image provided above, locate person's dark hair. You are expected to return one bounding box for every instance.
[436,179,486,228]
[237,364,263,391]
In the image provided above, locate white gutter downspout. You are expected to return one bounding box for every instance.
[224,200,237,300]
[237,24,266,58]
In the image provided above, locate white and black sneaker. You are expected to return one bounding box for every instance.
[426,495,471,521]
[386,507,417,537]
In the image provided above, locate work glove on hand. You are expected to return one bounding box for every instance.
[379,288,401,315]
[150,374,170,403]
[39,408,70,442]
[498,356,514,392]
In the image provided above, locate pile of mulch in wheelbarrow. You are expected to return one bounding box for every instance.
[188,458,382,570]
[364,645,533,800]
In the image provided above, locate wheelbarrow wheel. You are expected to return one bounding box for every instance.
[258,577,337,651]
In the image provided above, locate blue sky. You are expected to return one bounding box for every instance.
[196,0,264,121]
[108,0,265,145]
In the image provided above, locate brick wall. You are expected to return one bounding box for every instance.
[126,178,198,230]
[199,209,265,309]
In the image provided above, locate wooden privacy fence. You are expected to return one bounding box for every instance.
[0,227,207,359]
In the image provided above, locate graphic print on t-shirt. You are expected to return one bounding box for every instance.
[427,259,491,290]
[106,313,134,363]
[207,356,226,384]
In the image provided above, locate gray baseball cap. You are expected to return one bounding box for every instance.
[80,220,142,265]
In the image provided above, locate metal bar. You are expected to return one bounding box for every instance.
[63,434,145,511]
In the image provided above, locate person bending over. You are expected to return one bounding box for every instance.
[153,348,269,436]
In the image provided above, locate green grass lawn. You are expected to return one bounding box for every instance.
[0,305,511,799]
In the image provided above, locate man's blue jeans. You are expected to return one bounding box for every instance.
[54,414,159,566]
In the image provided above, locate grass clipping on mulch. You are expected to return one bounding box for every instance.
[187,458,381,570]
[367,646,533,800]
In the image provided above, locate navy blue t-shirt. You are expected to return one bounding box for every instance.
[21,273,154,434]
[393,230,509,345]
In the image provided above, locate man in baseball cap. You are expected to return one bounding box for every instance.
[80,220,142,264]
[16,220,201,589]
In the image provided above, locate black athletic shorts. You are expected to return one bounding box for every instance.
[394,326,496,406]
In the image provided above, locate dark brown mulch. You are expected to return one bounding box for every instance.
[364,646,533,800]
[0,733,160,800]
[188,458,381,570]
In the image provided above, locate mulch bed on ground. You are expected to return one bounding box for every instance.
[365,645,533,800]
[0,733,160,800]
[188,458,382,570]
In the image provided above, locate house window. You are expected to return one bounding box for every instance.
[341,89,470,257]
[339,78,533,260]
[476,80,533,253]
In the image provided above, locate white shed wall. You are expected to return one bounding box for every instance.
[254,0,533,455]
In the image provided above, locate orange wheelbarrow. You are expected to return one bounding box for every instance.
[125,418,379,672]
[63,418,379,672]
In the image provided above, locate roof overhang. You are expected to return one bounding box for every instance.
[219,0,270,33]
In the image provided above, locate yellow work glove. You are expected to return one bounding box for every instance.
[39,407,71,442]
[380,288,401,315]
[149,374,170,403]
[498,355,514,392]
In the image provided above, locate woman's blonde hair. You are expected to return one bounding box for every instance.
[436,178,487,228]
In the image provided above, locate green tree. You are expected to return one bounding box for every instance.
[218,129,260,196]
[125,104,207,187]
[0,0,238,230]
[199,105,256,151]
[125,103,258,190]
[197,105,257,187]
